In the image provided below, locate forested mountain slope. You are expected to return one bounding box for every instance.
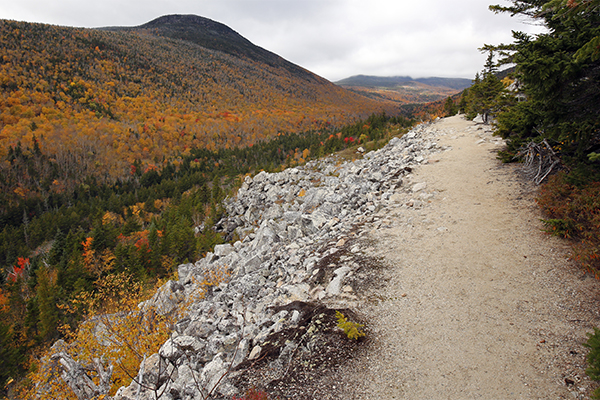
[0,16,409,390]
[0,16,396,206]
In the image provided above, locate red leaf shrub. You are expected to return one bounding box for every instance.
[537,172,600,276]
[232,387,270,400]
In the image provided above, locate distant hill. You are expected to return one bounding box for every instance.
[335,75,472,104]
[0,16,397,201]
[335,75,473,90]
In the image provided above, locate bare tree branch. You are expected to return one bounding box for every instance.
[517,139,562,184]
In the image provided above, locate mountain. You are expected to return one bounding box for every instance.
[335,75,472,104]
[0,16,397,202]
[101,14,315,80]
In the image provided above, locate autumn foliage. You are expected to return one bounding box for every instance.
[0,16,420,396]
[19,273,171,398]
[232,387,271,400]
[19,264,232,399]
[537,172,600,277]
[7,257,29,282]
[0,19,396,207]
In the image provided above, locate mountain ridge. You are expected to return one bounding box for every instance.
[334,74,472,104]
[335,74,473,90]
[333,67,513,114]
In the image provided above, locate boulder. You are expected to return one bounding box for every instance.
[143,280,185,315]
[214,243,235,257]
[326,266,352,296]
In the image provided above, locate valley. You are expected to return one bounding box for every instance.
[0,16,435,395]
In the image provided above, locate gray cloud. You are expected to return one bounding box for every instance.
[0,0,545,81]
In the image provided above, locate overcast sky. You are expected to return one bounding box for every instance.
[0,0,545,82]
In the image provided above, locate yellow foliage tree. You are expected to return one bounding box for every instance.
[20,273,170,398]
[21,265,232,399]
[81,237,115,278]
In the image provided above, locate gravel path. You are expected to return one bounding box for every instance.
[343,116,600,399]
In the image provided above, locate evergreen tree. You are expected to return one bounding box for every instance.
[465,69,504,123]
[490,0,600,164]
[443,97,458,117]
[48,229,65,267]
[459,88,470,114]
[0,320,23,392]
[36,268,58,341]
[147,222,162,276]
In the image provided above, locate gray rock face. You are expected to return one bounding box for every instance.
[141,280,185,315]
[46,121,450,399]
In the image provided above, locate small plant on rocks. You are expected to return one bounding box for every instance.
[335,311,365,340]
[584,328,600,399]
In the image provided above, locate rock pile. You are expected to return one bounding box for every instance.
[116,122,447,399]
[54,119,495,399]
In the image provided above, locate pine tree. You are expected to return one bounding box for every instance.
[0,320,23,392]
[48,229,66,267]
[443,97,458,117]
[465,69,503,123]
[491,0,600,164]
[459,88,469,114]
[36,268,58,341]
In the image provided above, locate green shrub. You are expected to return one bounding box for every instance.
[584,328,600,399]
[541,219,575,239]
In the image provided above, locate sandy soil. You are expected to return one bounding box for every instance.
[343,116,600,399]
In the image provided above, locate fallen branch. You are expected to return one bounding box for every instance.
[516,139,562,184]
[51,352,113,400]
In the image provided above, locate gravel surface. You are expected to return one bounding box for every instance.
[340,116,600,399]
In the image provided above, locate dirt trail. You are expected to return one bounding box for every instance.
[345,116,600,399]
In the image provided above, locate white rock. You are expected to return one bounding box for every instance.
[326,266,352,296]
[173,335,205,353]
[249,345,262,360]
[281,283,311,302]
[159,338,181,361]
[412,182,427,192]
[201,354,226,394]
